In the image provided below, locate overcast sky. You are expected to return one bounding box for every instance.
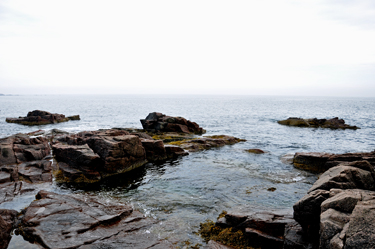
[0,0,375,96]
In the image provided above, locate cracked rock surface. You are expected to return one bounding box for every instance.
[18,190,172,249]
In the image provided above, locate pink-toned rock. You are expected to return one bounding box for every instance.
[53,130,148,184]
[0,209,18,249]
[141,139,167,161]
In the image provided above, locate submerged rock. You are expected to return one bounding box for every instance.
[168,135,246,152]
[246,149,266,154]
[277,117,359,130]
[140,112,205,134]
[6,110,80,126]
[17,190,173,249]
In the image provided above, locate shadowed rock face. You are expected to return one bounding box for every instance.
[0,209,18,249]
[277,117,359,130]
[293,158,375,248]
[17,190,173,249]
[53,130,148,184]
[6,110,80,126]
[140,112,205,134]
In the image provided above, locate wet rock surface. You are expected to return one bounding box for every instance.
[168,135,246,152]
[17,190,172,249]
[277,117,359,130]
[6,110,80,126]
[293,151,375,173]
[140,112,205,134]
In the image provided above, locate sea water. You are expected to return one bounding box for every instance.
[1,95,375,247]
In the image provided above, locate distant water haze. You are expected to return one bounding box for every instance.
[0,1,375,96]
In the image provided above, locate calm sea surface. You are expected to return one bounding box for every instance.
[1,95,375,248]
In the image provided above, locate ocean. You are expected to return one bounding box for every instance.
[1,94,375,248]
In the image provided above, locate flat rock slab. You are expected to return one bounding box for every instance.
[18,190,172,249]
[6,110,80,126]
[168,135,246,152]
[293,151,375,173]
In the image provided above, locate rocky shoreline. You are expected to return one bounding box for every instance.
[1,112,373,249]
[200,151,375,249]
[0,112,246,249]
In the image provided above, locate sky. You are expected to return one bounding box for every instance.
[0,0,375,97]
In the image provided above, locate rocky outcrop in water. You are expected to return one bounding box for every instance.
[293,151,375,173]
[140,112,205,134]
[53,129,148,184]
[168,135,246,152]
[6,110,80,126]
[277,117,359,130]
[17,190,173,249]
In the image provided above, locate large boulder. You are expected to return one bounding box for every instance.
[17,190,173,249]
[140,112,205,134]
[293,159,375,248]
[318,189,375,249]
[52,130,148,184]
[293,151,375,173]
[0,134,51,166]
[277,117,359,130]
[6,110,80,125]
[308,165,375,193]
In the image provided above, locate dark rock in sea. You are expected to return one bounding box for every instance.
[246,148,266,154]
[293,151,375,173]
[17,190,173,249]
[140,112,205,134]
[168,135,246,152]
[53,129,147,184]
[6,110,80,126]
[277,117,359,130]
[0,209,19,249]
[164,145,189,158]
